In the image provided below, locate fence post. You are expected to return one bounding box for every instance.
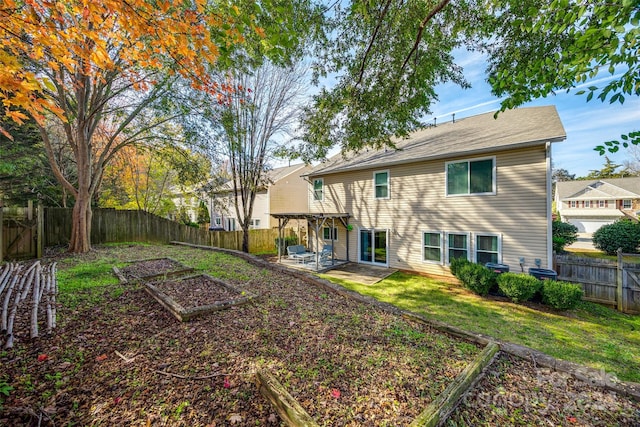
[36,201,43,258]
[617,248,623,312]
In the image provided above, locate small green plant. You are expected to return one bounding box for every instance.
[497,273,542,303]
[0,377,13,408]
[449,257,471,277]
[592,219,640,255]
[456,263,497,296]
[173,401,190,420]
[552,220,578,253]
[542,280,583,310]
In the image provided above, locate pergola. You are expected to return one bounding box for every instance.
[271,212,351,270]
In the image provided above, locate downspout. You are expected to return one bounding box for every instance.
[546,141,553,269]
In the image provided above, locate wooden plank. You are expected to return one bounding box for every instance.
[255,370,320,427]
[409,342,500,427]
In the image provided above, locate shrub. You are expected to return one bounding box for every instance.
[456,263,497,296]
[542,280,583,310]
[552,220,578,253]
[497,273,542,303]
[275,235,298,251]
[449,257,471,277]
[592,219,640,255]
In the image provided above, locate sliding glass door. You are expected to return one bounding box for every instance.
[359,229,388,266]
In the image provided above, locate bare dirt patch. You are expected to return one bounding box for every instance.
[0,244,638,426]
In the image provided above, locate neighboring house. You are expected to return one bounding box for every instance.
[303,106,566,277]
[555,177,640,233]
[208,163,312,231]
[170,185,202,223]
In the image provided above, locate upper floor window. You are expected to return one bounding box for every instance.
[570,201,576,208]
[423,232,443,263]
[313,178,324,201]
[623,199,632,209]
[584,200,591,208]
[446,157,495,196]
[598,200,606,208]
[250,218,261,229]
[374,171,389,199]
[214,217,222,226]
[323,227,338,241]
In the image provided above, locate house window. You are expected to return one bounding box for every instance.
[323,227,338,241]
[446,233,469,263]
[313,178,324,201]
[423,232,443,263]
[250,219,261,229]
[570,201,576,208]
[374,171,389,199]
[584,200,590,208]
[476,234,501,265]
[214,217,222,226]
[623,199,632,209]
[446,157,495,196]
[598,200,606,208]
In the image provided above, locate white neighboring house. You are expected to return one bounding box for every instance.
[170,185,203,223]
[555,177,640,233]
[207,163,311,231]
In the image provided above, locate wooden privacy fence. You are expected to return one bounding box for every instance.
[44,208,288,254]
[555,250,640,314]
[1,202,43,262]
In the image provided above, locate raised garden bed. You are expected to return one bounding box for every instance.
[144,274,257,321]
[112,257,193,283]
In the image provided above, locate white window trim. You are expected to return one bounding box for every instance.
[445,231,471,264]
[445,156,496,197]
[322,226,338,241]
[598,200,605,208]
[584,200,591,208]
[474,233,502,264]
[422,231,444,265]
[570,201,576,208]
[313,178,324,202]
[622,199,632,209]
[214,217,222,226]
[373,169,390,200]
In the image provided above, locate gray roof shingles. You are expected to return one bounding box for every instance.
[307,106,566,177]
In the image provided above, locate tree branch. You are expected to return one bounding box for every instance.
[400,0,451,73]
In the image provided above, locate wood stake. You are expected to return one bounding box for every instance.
[1,264,23,332]
[31,263,42,339]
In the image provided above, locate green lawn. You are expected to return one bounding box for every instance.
[319,271,640,383]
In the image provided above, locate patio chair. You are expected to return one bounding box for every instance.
[319,245,333,265]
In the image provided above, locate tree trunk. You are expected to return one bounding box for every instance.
[242,224,250,253]
[69,191,92,253]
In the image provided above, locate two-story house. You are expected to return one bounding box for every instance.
[555,178,640,233]
[302,106,566,277]
[208,163,312,231]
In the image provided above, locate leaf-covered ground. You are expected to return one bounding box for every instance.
[0,244,638,426]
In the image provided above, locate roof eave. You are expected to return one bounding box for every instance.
[306,136,565,178]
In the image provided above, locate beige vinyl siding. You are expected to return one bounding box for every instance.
[268,165,312,228]
[310,145,550,276]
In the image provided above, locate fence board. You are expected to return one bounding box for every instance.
[555,254,640,314]
[43,208,285,254]
[2,205,41,260]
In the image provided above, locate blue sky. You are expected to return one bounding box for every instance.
[428,50,640,177]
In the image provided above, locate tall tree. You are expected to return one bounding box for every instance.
[477,0,639,154]
[299,0,477,160]
[203,60,307,252]
[583,156,629,180]
[0,0,258,252]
